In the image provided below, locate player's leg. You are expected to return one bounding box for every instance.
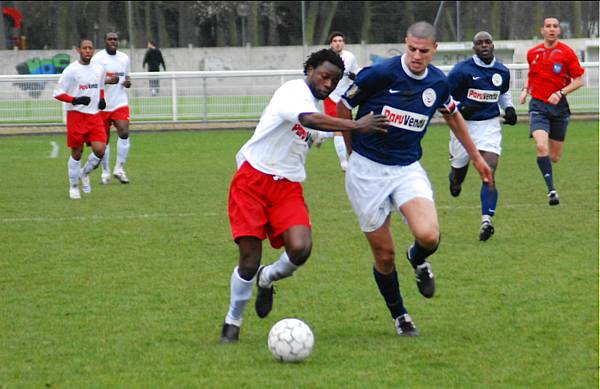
[333,134,348,171]
[68,145,84,199]
[448,133,470,197]
[222,236,262,343]
[364,218,418,337]
[400,197,439,299]
[255,181,311,318]
[478,151,498,241]
[113,109,131,184]
[100,112,112,184]
[530,103,558,204]
[80,141,106,194]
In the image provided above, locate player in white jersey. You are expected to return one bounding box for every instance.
[91,32,132,184]
[53,38,107,200]
[220,49,388,343]
[319,32,360,171]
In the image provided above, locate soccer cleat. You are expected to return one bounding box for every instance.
[395,314,419,337]
[113,169,130,184]
[255,266,274,319]
[69,186,81,200]
[449,172,462,197]
[101,172,111,185]
[219,322,240,343]
[407,248,436,298]
[479,220,495,241]
[80,169,91,193]
[548,190,560,206]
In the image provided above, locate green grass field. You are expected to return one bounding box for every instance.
[1,121,598,388]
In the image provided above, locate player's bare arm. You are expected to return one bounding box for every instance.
[546,75,584,105]
[336,101,354,154]
[299,111,388,134]
[443,110,493,184]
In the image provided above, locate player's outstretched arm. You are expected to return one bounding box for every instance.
[443,111,493,185]
[299,112,388,134]
[337,101,354,154]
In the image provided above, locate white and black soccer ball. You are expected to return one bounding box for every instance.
[267,318,314,362]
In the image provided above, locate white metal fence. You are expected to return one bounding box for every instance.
[0,63,597,126]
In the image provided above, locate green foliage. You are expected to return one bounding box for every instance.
[0,122,597,387]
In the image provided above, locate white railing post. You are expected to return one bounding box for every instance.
[171,75,178,121]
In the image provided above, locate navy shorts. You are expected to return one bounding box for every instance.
[528,98,570,141]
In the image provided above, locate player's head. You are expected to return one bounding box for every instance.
[405,22,438,75]
[77,38,95,64]
[328,31,345,54]
[105,32,119,54]
[541,17,561,44]
[472,31,494,63]
[148,40,157,48]
[303,49,345,100]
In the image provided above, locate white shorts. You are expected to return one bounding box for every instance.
[345,152,434,232]
[449,117,502,168]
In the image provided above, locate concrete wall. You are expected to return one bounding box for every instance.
[1,38,596,75]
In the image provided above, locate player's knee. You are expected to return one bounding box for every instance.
[374,246,395,265]
[238,255,261,280]
[535,143,548,155]
[287,243,312,266]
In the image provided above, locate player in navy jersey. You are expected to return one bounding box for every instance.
[446,31,517,241]
[338,22,493,336]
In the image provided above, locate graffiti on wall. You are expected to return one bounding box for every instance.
[15,53,70,98]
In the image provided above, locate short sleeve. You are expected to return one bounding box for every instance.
[273,82,319,123]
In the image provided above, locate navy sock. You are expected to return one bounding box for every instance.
[372,267,407,319]
[480,183,498,217]
[408,240,439,267]
[536,156,555,192]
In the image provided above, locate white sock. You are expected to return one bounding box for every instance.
[225,267,254,327]
[115,137,130,170]
[101,144,111,174]
[482,215,492,223]
[82,152,102,175]
[334,136,348,164]
[321,131,334,139]
[67,157,81,186]
[259,251,298,288]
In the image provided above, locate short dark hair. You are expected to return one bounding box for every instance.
[407,21,437,42]
[327,31,345,44]
[78,38,94,48]
[303,49,345,75]
[105,32,118,39]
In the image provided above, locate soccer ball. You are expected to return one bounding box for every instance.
[267,318,314,362]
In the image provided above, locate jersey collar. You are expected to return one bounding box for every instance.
[401,54,428,80]
[473,55,496,68]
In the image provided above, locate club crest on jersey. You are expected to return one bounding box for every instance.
[346,84,359,99]
[467,88,500,102]
[382,105,428,132]
[553,63,563,73]
[422,88,436,107]
[492,73,502,87]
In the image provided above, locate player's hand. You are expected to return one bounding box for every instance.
[503,107,517,125]
[348,72,356,81]
[458,104,478,120]
[122,80,132,88]
[355,111,388,134]
[98,98,106,110]
[472,156,494,187]
[518,90,528,105]
[72,96,91,106]
[106,75,120,85]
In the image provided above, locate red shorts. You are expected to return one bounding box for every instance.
[66,111,106,148]
[324,97,337,116]
[228,162,311,249]
[100,106,130,133]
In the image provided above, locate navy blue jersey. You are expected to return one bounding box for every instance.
[341,55,455,166]
[447,56,511,121]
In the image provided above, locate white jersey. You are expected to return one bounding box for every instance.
[53,61,105,114]
[236,79,320,182]
[91,49,130,111]
[328,50,359,103]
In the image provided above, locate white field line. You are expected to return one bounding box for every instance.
[49,141,59,158]
[0,202,592,224]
